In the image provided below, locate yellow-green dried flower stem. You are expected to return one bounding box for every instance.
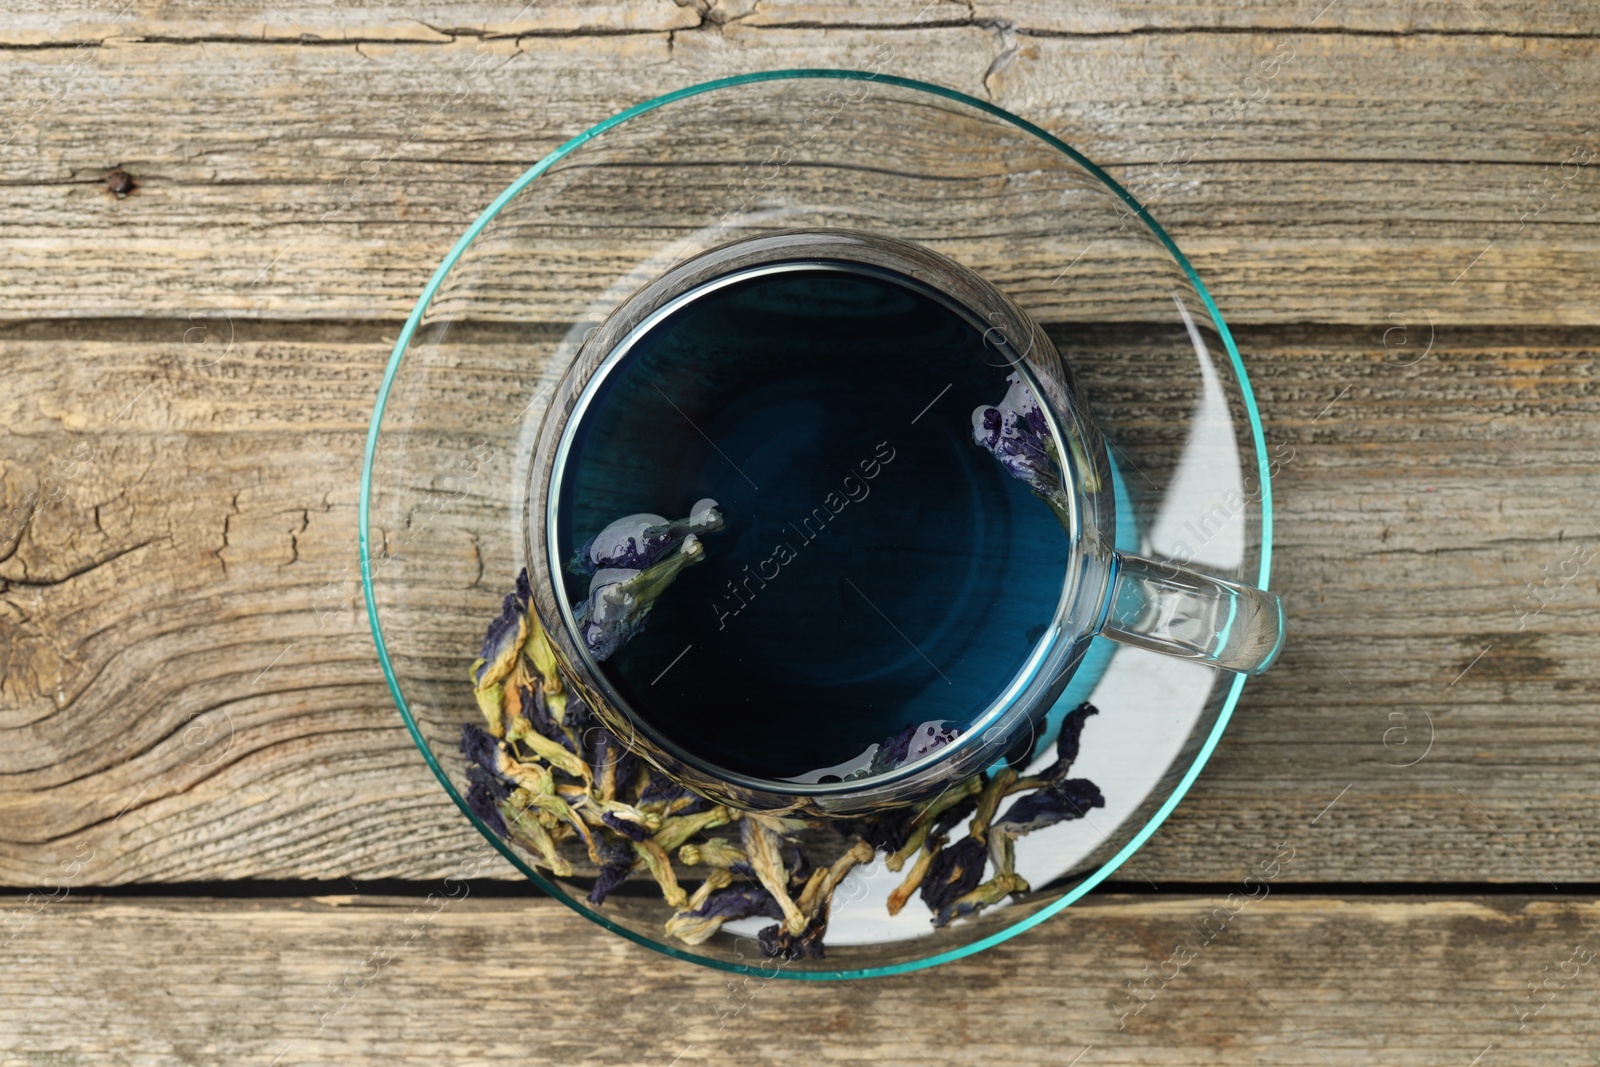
[967,768,1018,844]
[886,837,942,916]
[500,801,573,877]
[678,838,746,869]
[507,719,591,784]
[797,839,875,917]
[940,871,1029,925]
[652,806,733,854]
[685,867,736,912]
[743,816,808,936]
[631,838,688,909]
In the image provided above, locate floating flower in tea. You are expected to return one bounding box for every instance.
[972,371,1089,526]
[568,498,723,575]
[573,501,723,661]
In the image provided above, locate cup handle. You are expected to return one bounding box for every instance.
[1098,553,1286,675]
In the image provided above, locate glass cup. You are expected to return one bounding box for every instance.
[524,228,1284,817]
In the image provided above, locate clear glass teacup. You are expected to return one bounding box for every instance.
[524,229,1284,817]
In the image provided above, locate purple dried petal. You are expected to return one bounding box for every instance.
[1023,404,1049,438]
[638,777,711,814]
[971,372,1066,503]
[570,513,670,575]
[855,808,917,854]
[590,727,642,801]
[869,721,961,774]
[874,724,916,770]
[976,406,1003,449]
[586,840,636,905]
[758,912,829,960]
[995,779,1105,833]
[689,885,784,922]
[526,685,576,753]
[601,811,652,842]
[465,763,514,803]
[569,500,723,576]
[1038,702,1099,780]
[458,722,502,772]
[465,778,508,839]
[472,590,523,687]
[919,838,988,914]
[563,690,595,734]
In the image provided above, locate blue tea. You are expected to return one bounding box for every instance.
[553,263,1070,783]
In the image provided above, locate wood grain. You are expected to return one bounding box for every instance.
[3,893,1600,1064]
[0,326,1595,886]
[1,0,1593,41]
[1,23,1597,323]
[1,1,1597,1060]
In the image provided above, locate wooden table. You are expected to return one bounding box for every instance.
[3,2,1597,1063]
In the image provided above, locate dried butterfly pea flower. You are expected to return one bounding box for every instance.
[585,839,637,906]
[652,806,734,854]
[742,815,809,936]
[574,795,660,836]
[631,838,688,909]
[884,775,984,871]
[516,683,575,753]
[677,837,746,870]
[759,908,830,961]
[472,589,527,690]
[576,536,708,661]
[590,727,641,803]
[500,797,573,877]
[935,871,1030,928]
[665,884,784,946]
[1028,702,1098,784]
[994,779,1105,834]
[795,839,875,917]
[919,837,988,915]
[966,768,1017,843]
[462,568,1110,953]
[971,372,1083,525]
[601,811,653,842]
[869,720,961,775]
[465,768,512,839]
[507,722,591,787]
[569,499,723,575]
[504,768,600,863]
[908,768,1056,926]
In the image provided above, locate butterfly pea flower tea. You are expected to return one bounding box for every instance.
[521,229,1285,818]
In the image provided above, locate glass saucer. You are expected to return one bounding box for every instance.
[361,70,1273,979]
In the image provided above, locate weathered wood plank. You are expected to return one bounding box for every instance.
[0,0,1592,40]
[0,1,701,44]
[0,327,1595,885]
[1,28,1597,323]
[2,894,1599,1064]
